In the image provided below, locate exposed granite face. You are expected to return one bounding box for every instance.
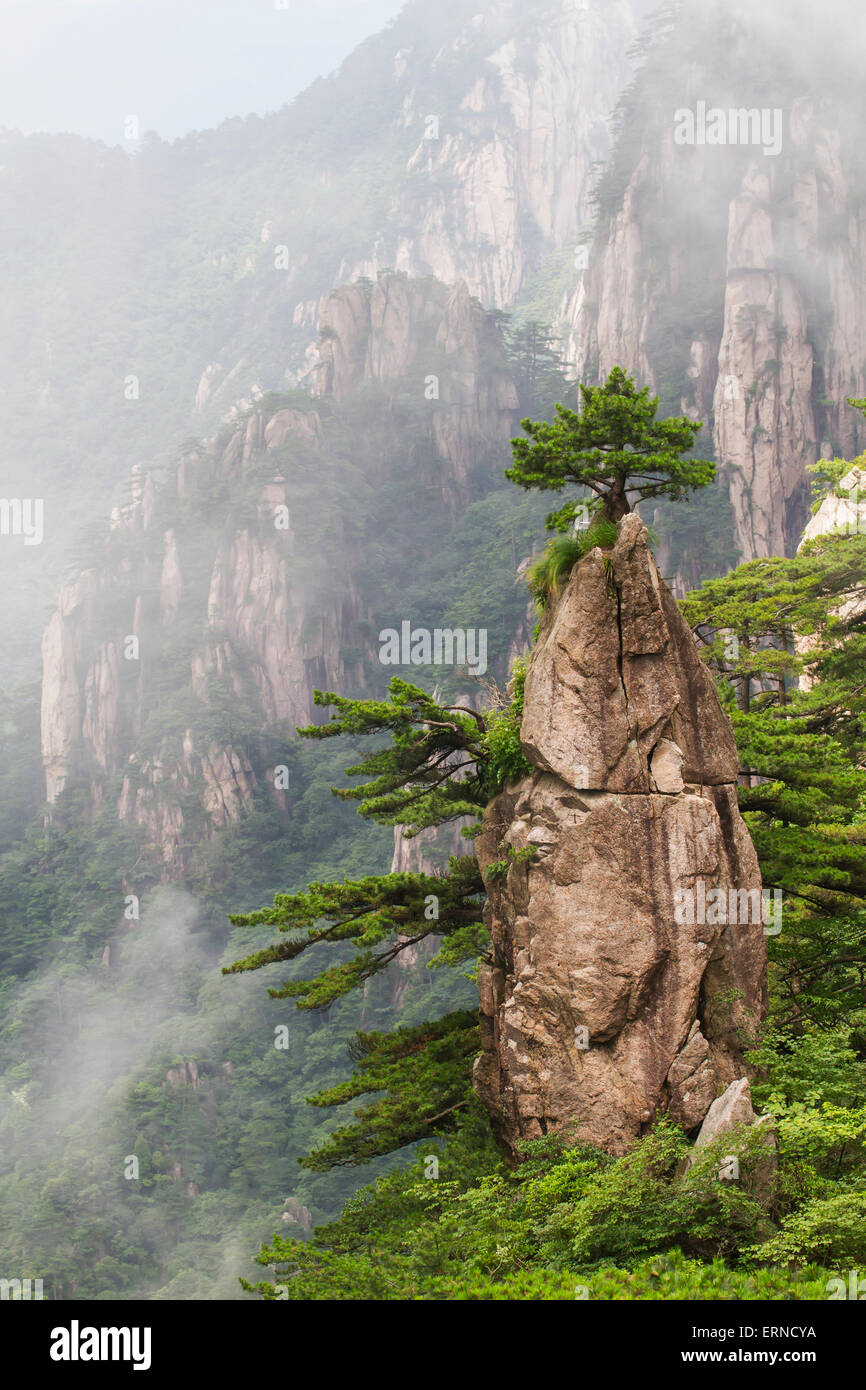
[335,0,634,310]
[40,273,515,875]
[565,95,866,568]
[474,516,767,1156]
[315,277,517,516]
[519,517,741,791]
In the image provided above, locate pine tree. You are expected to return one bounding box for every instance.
[681,531,866,1028]
[504,319,572,417]
[224,679,517,1165]
[506,364,716,528]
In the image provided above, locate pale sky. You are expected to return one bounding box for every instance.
[0,0,407,144]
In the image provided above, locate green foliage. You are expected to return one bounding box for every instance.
[748,1193,866,1268]
[750,1026,866,1112]
[418,1253,829,1301]
[301,1011,479,1171]
[225,672,504,1171]
[681,529,866,1030]
[806,454,866,514]
[298,679,488,833]
[224,855,485,1008]
[504,318,573,417]
[528,1120,774,1267]
[0,724,407,1298]
[478,656,532,791]
[506,366,715,529]
[241,1113,828,1301]
[526,522,618,604]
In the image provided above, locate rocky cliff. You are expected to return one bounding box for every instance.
[195,0,634,425]
[40,274,518,873]
[316,276,517,514]
[336,0,634,308]
[0,0,634,687]
[474,514,767,1155]
[563,14,866,567]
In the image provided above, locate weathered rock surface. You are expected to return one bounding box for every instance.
[801,461,866,547]
[792,459,866,693]
[566,86,866,569]
[692,1077,755,1148]
[40,273,517,876]
[315,278,517,516]
[474,516,767,1156]
[685,1077,777,1197]
[519,520,740,791]
[336,0,634,311]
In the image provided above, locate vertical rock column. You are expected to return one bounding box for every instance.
[474,515,767,1156]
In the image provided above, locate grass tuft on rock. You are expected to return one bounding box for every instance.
[527,521,619,606]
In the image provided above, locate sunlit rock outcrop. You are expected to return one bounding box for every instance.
[474,515,768,1156]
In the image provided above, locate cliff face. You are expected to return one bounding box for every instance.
[474,515,767,1156]
[338,0,634,309]
[565,88,866,565]
[316,277,517,514]
[0,0,634,688]
[40,275,517,873]
[190,0,634,426]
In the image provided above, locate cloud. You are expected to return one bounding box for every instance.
[0,0,406,142]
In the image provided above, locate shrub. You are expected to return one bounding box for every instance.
[527,522,618,606]
[481,657,532,791]
[746,1190,866,1267]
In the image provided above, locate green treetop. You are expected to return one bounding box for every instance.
[506,364,716,529]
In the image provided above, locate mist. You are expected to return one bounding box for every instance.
[1,0,865,1314]
[0,888,276,1298]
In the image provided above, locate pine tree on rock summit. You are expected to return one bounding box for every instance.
[506,364,716,529]
[226,370,720,1171]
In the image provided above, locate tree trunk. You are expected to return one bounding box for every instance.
[602,476,631,522]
